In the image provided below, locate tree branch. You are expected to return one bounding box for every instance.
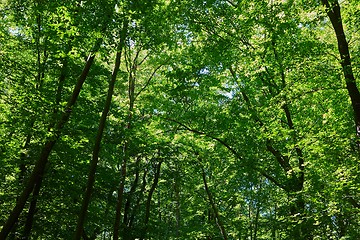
[165,118,289,191]
[165,118,243,160]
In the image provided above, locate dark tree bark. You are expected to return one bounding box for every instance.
[199,160,228,240]
[15,8,49,238]
[0,37,102,239]
[113,151,127,240]
[174,165,181,239]
[128,169,148,235]
[139,160,163,240]
[113,43,140,240]
[74,21,128,240]
[22,177,43,240]
[82,228,100,240]
[321,0,360,136]
[21,47,70,240]
[48,57,68,130]
[123,158,141,240]
[253,184,261,240]
[320,0,360,209]
[231,58,309,238]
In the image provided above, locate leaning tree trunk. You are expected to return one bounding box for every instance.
[0,38,102,240]
[21,44,71,240]
[22,177,43,240]
[198,157,228,240]
[74,21,128,240]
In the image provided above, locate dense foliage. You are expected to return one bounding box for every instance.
[1,0,359,239]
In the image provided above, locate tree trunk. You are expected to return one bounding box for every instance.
[253,191,261,240]
[249,203,252,240]
[49,57,68,130]
[21,45,70,240]
[231,54,308,237]
[0,38,101,239]
[123,158,141,240]
[174,167,181,239]
[74,21,127,240]
[321,0,360,136]
[321,0,360,210]
[22,176,43,239]
[271,204,277,240]
[113,43,138,240]
[113,152,127,240]
[129,169,148,235]
[140,160,163,240]
[199,160,228,240]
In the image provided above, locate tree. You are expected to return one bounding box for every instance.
[1,0,359,239]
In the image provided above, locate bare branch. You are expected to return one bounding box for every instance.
[134,63,164,101]
[165,118,243,160]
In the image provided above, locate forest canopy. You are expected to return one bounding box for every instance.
[0,0,359,239]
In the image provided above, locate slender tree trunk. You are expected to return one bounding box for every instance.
[253,192,260,240]
[249,203,253,240]
[321,0,360,135]
[0,37,102,239]
[74,21,128,240]
[199,160,228,240]
[174,168,181,239]
[22,176,43,239]
[157,187,162,239]
[14,8,47,238]
[19,5,88,232]
[18,6,73,231]
[18,126,34,184]
[21,51,68,240]
[113,44,138,240]
[129,169,148,233]
[123,158,141,240]
[18,4,45,183]
[49,57,68,130]
[140,160,163,240]
[272,204,277,240]
[113,152,127,240]
[35,10,43,89]
[289,194,306,240]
